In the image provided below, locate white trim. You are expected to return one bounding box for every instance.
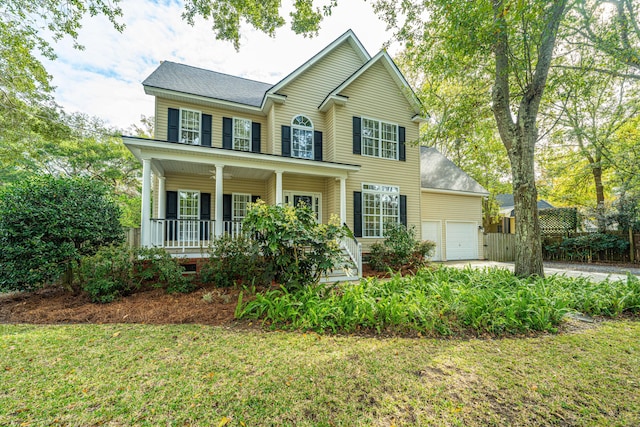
[144,87,265,114]
[361,182,400,238]
[231,193,252,221]
[319,51,422,115]
[177,189,201,220]
[284,191,322,222]
[179,108,201,145]
[421,188,489,197]
[266,30,370,97]
[232,116,252,151]
[123,137,359,176]
[445,220,479,261]
[291,114,314,160]
[361,116,399,161]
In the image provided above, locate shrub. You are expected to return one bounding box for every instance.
[368,223,435,271]
[79,245,193,303]
[242,201,348,290]
[0,175,123,292]
[558,233,629,262]
[200,234,270,288]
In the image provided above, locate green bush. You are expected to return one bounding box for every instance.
[368,223,435,271]
[236,266,640,336]
[242,200,348,290]
[0,175,123,292]
[200,234,270,288]
[558,233,629,262]
[79,245,194,303]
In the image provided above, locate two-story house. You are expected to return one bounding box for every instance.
[123,30,487,278]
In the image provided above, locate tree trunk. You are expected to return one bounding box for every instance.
[592,166,606,232]
[509,127,544,277]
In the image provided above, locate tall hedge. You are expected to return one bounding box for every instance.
[0,175,123,292]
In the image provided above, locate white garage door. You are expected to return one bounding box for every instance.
[446,222,478,260]
[421,221,442,261]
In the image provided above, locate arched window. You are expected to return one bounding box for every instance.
[291,115,313,159]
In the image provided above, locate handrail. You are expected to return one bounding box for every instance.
[340,223,362,278]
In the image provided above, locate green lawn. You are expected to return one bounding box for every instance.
[1,321,639,426]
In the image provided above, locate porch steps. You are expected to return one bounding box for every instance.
[319,248,360,283]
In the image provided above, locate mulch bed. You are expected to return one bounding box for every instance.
[0,284,241,325]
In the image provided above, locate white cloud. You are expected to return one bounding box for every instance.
[43,0,399,130]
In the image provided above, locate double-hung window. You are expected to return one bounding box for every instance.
[233,194,252,221]
[362,118,398,160]
[233,118,251,151]
[180,109,201,145]
[362,184,399,238]
[291,115,313,159]
[178,190,200,242]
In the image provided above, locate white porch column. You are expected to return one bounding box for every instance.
[215,164,224,236]
[275,170,283,205]
[339,177,347,224]
[158,176,166,219]
[140,158,152,247]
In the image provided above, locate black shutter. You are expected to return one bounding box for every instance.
[201,114,212,147]
[282,125,291,157]
[251,195,260,203]
[353,191,362,238]
[168,108,179,142]
[398,126,406,161]
[314,131,323,161]
[400,195,407,227]
[166,191,178,241]
[223,194,232,234]
[251,122,261,153]
[223,194,232,221]
[200,193,211,240]
[353,116,361,155]
[223,117,233,149]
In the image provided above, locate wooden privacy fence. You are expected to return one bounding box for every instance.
[484,233,516,262]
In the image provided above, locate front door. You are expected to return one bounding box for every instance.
[284,192,321,221]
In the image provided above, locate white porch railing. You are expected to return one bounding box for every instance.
[150,219,244,250]
[340,225,362,278]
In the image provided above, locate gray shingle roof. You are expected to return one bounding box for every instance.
[496,194,554,210]
[142,61,273,107]
[420,146,489,195]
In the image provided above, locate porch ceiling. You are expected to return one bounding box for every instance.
[159,160,273,180]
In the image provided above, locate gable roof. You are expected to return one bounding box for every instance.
[420,146,489,196]
[319,50,423,115]
[142,61,273,107]
[496,194,554,210]
[267,29,370,95]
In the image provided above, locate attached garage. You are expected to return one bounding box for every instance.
[445,221,478,260]
[420,147,489,261]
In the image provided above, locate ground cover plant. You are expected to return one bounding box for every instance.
[236,266,640,336]
[1,322,639,426]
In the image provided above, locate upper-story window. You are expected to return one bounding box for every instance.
[180,109,201,145]
[362,117,398,160]
[291,115,313,159]
[233,118,252,151]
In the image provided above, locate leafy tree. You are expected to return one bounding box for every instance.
[539,63,640,230]
[0,175,123,292]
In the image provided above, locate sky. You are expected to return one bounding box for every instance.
[44,0,400,131]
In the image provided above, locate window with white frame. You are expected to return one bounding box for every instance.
[233,118,251,151]
[178,190,200,241]
[180,109,201,145]
[233,194,252,221]
[362,117,398,160]
[362,184,399,237]
[291,115,313,159]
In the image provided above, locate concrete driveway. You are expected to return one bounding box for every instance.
[438,260,640,283]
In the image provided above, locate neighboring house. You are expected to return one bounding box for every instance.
[123,30,486,277]
[494,194,554,234]
[420,147,489,261]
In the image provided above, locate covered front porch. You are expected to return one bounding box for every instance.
[124,137,361,260]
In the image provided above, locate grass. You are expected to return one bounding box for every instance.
[237,266,640,336]
[1,321,640,426]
